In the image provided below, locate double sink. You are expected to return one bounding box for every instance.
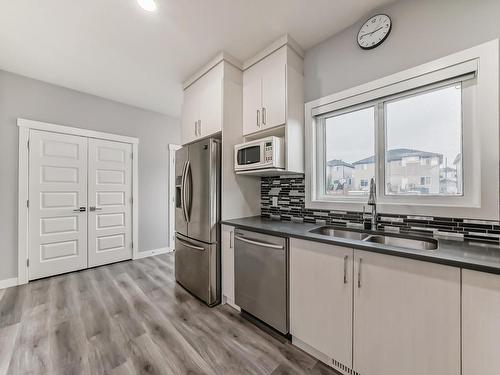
[309,226,438,251]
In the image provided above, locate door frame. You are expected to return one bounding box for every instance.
[168,144,181,250]
[17,118,139,285]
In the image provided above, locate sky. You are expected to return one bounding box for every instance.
[325,84,462,167]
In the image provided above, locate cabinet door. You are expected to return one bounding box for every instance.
[353,250,460,375]
[181,84,199,145]
[463,269,500,375]
[242,67,262,136]
[199,65,223,138]
[261,57,286,129]
[290,239,353,368]
[221,225,235,305]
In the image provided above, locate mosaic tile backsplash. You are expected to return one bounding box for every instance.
[261,175,500,244]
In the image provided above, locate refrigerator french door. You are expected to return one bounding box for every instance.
[175,138,221,306]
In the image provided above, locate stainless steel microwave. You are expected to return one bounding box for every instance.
[234,136,284,171]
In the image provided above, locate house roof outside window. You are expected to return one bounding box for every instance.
[327,159,354,168]
[352,148,443,165]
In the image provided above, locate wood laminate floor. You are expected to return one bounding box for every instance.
[0,253,339,375]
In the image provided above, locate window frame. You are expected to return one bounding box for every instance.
[379,80,466,200]
[304,40,499,220]
[316,102,377,201]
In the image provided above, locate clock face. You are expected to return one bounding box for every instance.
[357,14,392,50]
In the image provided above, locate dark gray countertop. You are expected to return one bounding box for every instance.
[221,216,500,275]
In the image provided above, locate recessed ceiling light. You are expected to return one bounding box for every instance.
[137,0,157,12]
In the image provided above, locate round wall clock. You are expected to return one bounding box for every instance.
[357,14,392,50]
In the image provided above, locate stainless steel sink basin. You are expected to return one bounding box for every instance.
[309,226,369,241]
[363,235,438,251]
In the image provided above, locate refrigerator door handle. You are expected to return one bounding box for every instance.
[184,160,192,222]
[181,161,188,222]
[176,236,205,251]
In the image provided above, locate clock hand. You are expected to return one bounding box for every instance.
[359,26,384,39]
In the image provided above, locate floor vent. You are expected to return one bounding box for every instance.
[331,358,360,375]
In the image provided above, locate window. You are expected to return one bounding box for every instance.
[305,41,499,219]
[324,107,374,196]
[385,84,463,196]
[420,176,431,186]
[317,84,464,200]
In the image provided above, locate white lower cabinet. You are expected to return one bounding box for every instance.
[462,269,500,375]
[353,250,461,375]
[290,240,461,375]
[290,239,353,370]
[221,225,237,307]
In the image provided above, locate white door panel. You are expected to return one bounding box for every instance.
[242,66,262,136]
[353,250,460,375]
[261,62,286,129]
[28,130,88,280]
[88,139,132,267]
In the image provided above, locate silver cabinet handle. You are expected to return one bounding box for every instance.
[358,257,363,288]
[256,109,261,127]
[198,120,201,136]
[89,206,102,212]
[177,237,205,251]
[234,235,284,250]
[73,207,86,212]
[344,255,348,284]
[230,230,234,249]
[262,107,266,126]
[194,121,198,137]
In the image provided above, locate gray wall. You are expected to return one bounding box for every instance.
[305,0,500,102]
[0,70,181,280]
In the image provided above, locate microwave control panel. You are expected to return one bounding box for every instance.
[265,142,273,163]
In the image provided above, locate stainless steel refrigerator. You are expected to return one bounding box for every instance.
[175,138,221,306]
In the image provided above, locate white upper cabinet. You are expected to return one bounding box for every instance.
[242,44,303,137]
[199,64,223,138]
[261,50,287,129]
[181,62,224,145]
[353,250,461,375]
[242,66,263,135]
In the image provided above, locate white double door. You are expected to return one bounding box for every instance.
[28,130,133,280]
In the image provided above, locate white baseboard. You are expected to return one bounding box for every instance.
[222,296,241,311]
[133,247,172,260]
[0,277,19,290]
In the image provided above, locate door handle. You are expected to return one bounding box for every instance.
[234,235,284,250]
[344,255,348,284]
[177,237,205,251]
[257,109,260,127]
[198,120,201,136]
[194,121,198,137]
[73,207,86,212]
[262,107,266,126]
[181,161,188,222]
[89,206,102,212]
[358,257,363,288]
[182,161,191,223]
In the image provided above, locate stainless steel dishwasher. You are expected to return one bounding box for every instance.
[234,228,288,334]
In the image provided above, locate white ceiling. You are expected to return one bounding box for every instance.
[0,0,395,117]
